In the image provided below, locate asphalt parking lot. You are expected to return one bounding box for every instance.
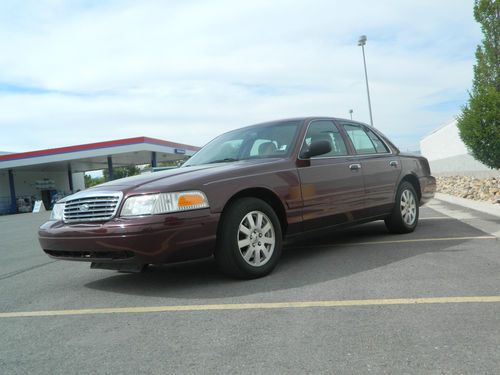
[1,200,499,374]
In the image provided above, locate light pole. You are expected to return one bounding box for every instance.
[349,109,353,120]
[358,35,374,127]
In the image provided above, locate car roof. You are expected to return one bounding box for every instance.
[237,116,373,131]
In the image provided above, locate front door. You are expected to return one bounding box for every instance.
[297,120,365,231]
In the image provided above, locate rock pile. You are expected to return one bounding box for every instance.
[436,176,500,203]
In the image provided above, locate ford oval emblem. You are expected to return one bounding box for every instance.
[79,204,90,212]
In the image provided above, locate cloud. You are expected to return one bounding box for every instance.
[0,0,481,153]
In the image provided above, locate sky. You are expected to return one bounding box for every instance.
[0,0,481,153]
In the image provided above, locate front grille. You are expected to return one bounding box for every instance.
[63,193,122,223]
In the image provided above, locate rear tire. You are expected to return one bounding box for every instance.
[215,198,282,279]
[385,181,419,234]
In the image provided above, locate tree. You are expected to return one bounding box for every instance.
[84,174,104,188]
[84,165,141,188]
[103,165,141,181]
[457,0,500,169]
[158,157,188,168]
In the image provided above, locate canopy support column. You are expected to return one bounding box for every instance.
[67,164,74,192]
[107,156,114,181]
[151,151,157,168]
[8,169,17,214]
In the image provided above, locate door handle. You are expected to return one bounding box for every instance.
[349,163,361,171]
[389,160,398,167]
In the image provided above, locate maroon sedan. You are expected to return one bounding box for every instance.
[39,117,436,278]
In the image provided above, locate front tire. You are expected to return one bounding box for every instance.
[385,181,419,234]
[215,198,282,279]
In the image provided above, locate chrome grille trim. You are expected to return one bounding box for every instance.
[63,192,123,223]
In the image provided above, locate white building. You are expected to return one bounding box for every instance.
[420,120,499,177]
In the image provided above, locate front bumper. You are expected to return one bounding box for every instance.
[419,175,436,205]
[38,209,220,264]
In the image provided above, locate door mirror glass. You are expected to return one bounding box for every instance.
[301,140,332,159]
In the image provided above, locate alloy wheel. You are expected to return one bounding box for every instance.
[237,210,275,267]
[400,189,417,225]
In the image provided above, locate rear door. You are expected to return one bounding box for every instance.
[297,120,365,231]
[338,122,401,216]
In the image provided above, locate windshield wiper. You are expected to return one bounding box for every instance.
[183,158,239,167]
[209,158,239,164]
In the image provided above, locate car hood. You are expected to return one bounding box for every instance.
[65,159,284,200]
[93,164,223,189]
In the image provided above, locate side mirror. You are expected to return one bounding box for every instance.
[301,140,332,159]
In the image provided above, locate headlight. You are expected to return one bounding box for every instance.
[121,191,209,217]
[51,203,65,221]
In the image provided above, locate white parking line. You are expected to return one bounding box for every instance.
[289,235,496,250]
[419,216,452,220]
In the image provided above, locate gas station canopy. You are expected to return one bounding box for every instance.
[0,136,200,214]
[0,136,200,173]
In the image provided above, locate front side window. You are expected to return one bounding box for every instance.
[183,121,301,167]
[300,120,349,157]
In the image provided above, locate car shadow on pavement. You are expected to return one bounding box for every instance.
[84,219,487,299]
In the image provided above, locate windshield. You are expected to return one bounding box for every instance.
[183,120,301,167]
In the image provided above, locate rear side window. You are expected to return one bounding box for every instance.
[342,124,389,154]
[301,120,349,157]
[343,124,376,154]
[365,128,389,153]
